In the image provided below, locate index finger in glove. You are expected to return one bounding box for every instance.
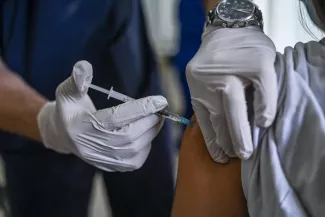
[104,115,164,158]
[221,75,253,160]
[96,114,163,148]
[93,95,168,130]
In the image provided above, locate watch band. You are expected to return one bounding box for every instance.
[206,2,264,30]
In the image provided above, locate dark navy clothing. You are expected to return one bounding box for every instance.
[173,0,205,120]
[0,1,174,216]
[172,0,204,148]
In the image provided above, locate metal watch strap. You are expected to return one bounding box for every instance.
[206,3,264,30]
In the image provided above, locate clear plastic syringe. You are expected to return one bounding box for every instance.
[89,84,194,126]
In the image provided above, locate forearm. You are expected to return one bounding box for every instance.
[0,61,47,141]
[203,0,220,12]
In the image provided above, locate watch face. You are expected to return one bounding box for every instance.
[216,0,255,22]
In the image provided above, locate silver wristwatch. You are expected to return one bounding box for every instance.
[207,0,263,30]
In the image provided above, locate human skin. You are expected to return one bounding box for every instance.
[0,59,47,141]
[203,0,221,12]
[172,116,249,217]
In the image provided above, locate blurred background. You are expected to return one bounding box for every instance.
[89,0,323,216]
[0,0,323,216]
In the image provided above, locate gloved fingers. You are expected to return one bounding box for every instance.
[90,113,163,146]
[113,117,164,152]
[80,118,163,158]
[114,114,163,146]
[72,61,93,93]
[75,120,155,172]
[114,144,151,171]
[221,76,253,160]
[78,94,97,112]
[93,96,167,130]
[209,112,236,158]
[252,68,277,127]
[56,60,93,103]
[105,128,156,159]
[191,99,229,163]
[82,143,152,172]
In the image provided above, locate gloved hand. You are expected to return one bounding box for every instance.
[186,26,277,163]
[37,61,167,172]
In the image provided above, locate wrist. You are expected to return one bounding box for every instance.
[205,0,263,32]
[204,0,221,13]
[37,101,72,154]
[37,102,60,149]
[37,102,56,145]
[29,96,47,139]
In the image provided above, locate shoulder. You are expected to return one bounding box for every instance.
[243,40,325,216]
[278,40,325,76]
[276,39,325,88]
[274,39,325,120]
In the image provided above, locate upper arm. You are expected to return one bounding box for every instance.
[172,116,249,217]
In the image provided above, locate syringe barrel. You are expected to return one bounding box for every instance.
[110,91,134,103]
[89,84,194,126]
[89,84,110,95]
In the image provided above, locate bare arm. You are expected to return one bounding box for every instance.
[203,0,220,13]
[172,116,249,217]
[0,59,47,141]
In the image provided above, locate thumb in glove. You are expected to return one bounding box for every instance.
[56,60,93,104]
[37,60,96,153]
[55,60,96,114]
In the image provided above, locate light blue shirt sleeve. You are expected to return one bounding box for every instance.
[242,39,325,217]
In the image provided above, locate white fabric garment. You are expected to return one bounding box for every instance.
[242,39,325,216]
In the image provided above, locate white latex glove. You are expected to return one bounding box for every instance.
[186,27,277,163]
[37,61,167,172]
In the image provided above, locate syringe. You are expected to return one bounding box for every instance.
[89,84,194,126]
